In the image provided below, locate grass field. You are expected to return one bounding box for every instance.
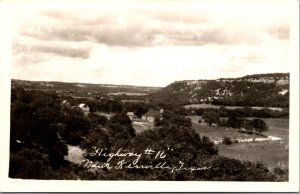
[108,92,146,96]
[71,96,95,101]
[188,115,289,171]
[218,141,288,170]
[187,116,257,142]
[121,100,144,103]
[94,111,114,119]
[184,104,284,111]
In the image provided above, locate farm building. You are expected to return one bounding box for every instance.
[142,109,163,123]
[78,103,90,116]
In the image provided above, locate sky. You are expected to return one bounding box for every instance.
[8,0,295,87]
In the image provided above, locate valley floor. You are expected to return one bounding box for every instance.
[188,116,289,172]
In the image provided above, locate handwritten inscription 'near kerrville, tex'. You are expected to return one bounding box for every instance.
[81,147,212,173]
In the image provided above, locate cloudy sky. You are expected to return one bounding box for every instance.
[9,0,295,86]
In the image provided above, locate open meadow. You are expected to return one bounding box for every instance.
[188,116,289,172]
[184,104,285,111]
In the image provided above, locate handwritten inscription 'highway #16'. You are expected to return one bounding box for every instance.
[81,147,212,173]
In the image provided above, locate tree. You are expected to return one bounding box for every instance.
[88,113,108,128]
[10,89,69,176]
[109,113,132,126]
[155,110,192,128]
[222,137,233,145]
[218,106,228,117]
[132,104,148,117]
[243,119,254,131]
[9,148,50,179]
[227,115,243,129]
[203,110,220,126]
[81,126,111,150]
[61,108,92,145]
[85,100,97,113]
[80,126,112,162]
[251,119,268,133]
[48,142,68,169]
[106,113,136,148]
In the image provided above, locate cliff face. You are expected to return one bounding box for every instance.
[149,73,289,108]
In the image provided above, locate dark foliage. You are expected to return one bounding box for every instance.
[155,110,192,128]
[203,110,220,126]
[195,157,275,181]
[222,137,233,145]
[123,102,149,117]
[9,87,277,181]
[227,116,243,129]
[106,113,136,148]
[251,119,268,133]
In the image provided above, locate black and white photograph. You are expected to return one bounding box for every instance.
[0,0,299,192]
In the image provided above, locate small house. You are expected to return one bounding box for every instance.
[79,103,90,116]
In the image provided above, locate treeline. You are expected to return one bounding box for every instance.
[201,110,269,133]
[241,73,289,79]
[63,96,151,117]
[155,104,289,119]
[11,79,159,98]
[181,106,289,118]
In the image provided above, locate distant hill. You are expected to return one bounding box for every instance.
[12,73,289,108]
[148,73,289,108]
[11,79,161,98]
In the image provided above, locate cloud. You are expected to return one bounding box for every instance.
[268,24,289,40]
[10,3,292,86]
[12,53,46,66]
[12,49,106,84]
[17,10,266,48]
[149,10,208,24]
[213,64,244,73]
[13,41,92,59]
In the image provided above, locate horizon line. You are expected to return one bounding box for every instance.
[11,72,290,88]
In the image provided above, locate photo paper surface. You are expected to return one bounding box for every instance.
[0,0,299,192]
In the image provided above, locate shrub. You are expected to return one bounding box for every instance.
[273,167,286,175]
[223,137,233,145]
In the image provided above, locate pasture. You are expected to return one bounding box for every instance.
[188,115,289,171]
[121,100,144,103]
[108,92,146,96]
[218,141,288,170]
[184,104,284,111]
[71,96,95,101]
[187,116,259,143]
